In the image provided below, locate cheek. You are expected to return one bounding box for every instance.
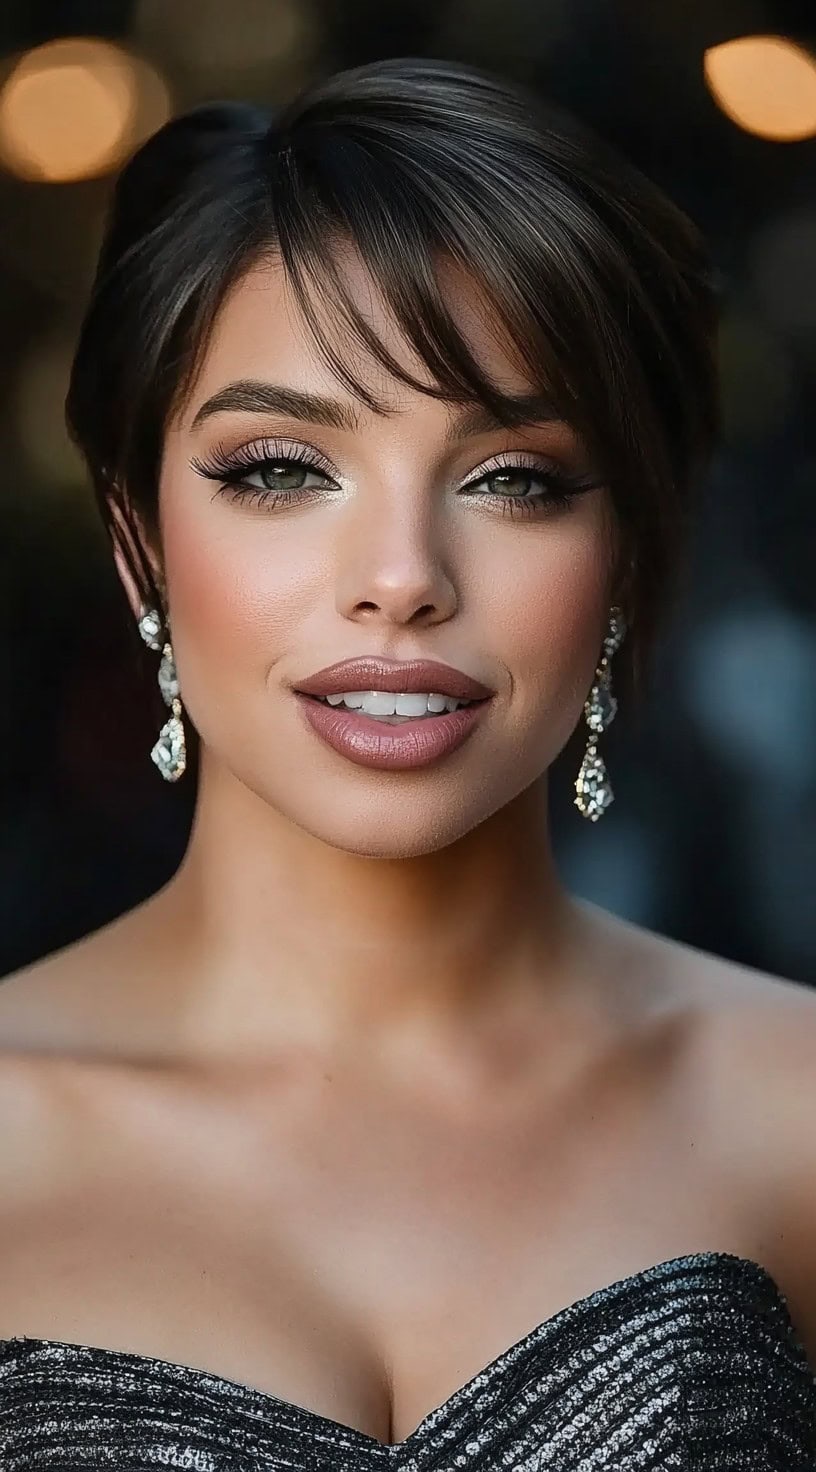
[486,512,614,710]
[158,462,613,772]
[158,489,325,699]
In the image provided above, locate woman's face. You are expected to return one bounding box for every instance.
[154,253,617,857]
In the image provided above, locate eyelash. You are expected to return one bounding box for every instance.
[189,436,600,520]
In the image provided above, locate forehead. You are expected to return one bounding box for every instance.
[182,248,536,424]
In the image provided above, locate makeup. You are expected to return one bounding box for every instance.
[293,657,494,770]
[295,692,489,770]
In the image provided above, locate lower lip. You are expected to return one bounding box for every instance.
[294,695,490,770]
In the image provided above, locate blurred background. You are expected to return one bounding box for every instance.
[1,0,814,983]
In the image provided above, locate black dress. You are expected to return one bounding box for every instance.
[1,1253,815,1469]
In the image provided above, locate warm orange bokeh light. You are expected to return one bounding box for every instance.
[704,35,816,142]
[0,37,171,182]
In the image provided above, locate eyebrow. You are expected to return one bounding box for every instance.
[190,379,562,438]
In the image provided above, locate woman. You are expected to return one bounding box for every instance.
[1,55,815,1469]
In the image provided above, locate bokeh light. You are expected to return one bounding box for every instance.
[1,0,814,988]
[704,35,816,142]
[0,37,171,182]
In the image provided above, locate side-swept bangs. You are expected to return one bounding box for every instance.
[66,57,719,686]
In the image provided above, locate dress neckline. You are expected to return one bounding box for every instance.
[0,1250,797,1452]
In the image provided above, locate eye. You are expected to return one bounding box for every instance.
[483,469,547,498]
[240,459,330,493]
[189,437,338,508]
[461,454,602,516]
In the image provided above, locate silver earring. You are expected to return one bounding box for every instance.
[137,605,187,782]
[574,607,626,822]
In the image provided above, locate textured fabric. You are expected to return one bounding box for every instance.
[1,1252,815,1469]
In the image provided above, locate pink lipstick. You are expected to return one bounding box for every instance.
[293,657,494,771]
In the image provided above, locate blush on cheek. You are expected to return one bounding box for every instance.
[156,435,276,643]
[492,517,615,774]
[161,511,250,654]
[157,485,329,732]
[511,533,613,674]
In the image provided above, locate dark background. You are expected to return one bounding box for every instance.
[1,0,815,983]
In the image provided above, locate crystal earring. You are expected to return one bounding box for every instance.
[137,605,187,782]
[574,607,626,822]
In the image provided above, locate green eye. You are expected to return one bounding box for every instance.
[249,462,321,492]
[461,457,600,517]
[190,440,337,509]
[484,470,539,497]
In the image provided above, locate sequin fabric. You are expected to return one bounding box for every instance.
[1,1253,815,1470]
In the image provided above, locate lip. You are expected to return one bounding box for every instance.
[295,693,489,771]
[293,657,494,702]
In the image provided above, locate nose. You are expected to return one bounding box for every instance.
[335,500,458,629]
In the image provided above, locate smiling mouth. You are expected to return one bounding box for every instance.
[294,688,492,770]
[302,691,487,723]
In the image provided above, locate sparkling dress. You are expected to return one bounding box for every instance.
[1,1252,815,1469]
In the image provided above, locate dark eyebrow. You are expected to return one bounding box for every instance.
[190,380,362,432]
[190,379,562,438]
[445,394,563,442]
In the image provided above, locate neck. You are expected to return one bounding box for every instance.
[149,759,583,1064]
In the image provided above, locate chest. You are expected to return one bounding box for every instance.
[0,1055,766,1445]
[2,1254,814,1468]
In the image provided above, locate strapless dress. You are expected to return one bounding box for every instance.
[1,1252,815,1469]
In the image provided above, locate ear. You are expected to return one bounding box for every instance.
[110,500,164,624]
[113,537,145,623]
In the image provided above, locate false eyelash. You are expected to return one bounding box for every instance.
[189,436,336,484]
[189,438,603,520]
[460,451,601,498]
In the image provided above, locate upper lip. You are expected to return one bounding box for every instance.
[294,657,494,701]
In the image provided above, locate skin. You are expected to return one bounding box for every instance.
[2,251,816,1447]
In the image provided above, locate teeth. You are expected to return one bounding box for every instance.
[395,693,435,716]
[319,690,469,717]
[363,692,401,716]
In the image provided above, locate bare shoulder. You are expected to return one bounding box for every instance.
[675,940,816,1348]
[665,927,816,1172]
[601,902,816,1122]
[646,918,816,1086]
[0,884,189,1227]
[581,901,816,1193]
[0,884,175,1062]
[585,901,816,1335]
[582,896,816,1037]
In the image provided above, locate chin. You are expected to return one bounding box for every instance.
[199,730,547,859]
[279,790,491,860]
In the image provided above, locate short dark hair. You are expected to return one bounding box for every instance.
[65,56,719,687]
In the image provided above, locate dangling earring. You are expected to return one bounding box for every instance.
[574,607,626,821]
[137,605,187,782]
